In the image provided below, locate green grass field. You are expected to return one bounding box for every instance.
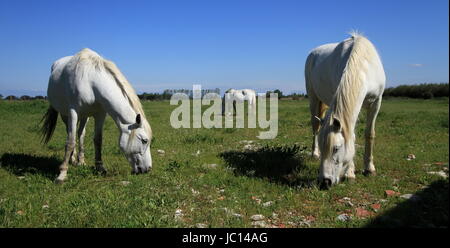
[0,98,448,227]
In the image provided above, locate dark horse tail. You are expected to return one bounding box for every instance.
[40,106,58,144]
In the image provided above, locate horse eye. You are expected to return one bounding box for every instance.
[333,145,340,153]
[141,138,148,144]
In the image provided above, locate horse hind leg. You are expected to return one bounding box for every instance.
[56,109,78,183]
[76,117,88,166]
[61,115,77,165]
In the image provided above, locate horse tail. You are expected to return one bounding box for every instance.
[40,106,58,144]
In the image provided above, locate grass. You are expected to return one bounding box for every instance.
[0,98,448,228]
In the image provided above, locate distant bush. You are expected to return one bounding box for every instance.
[383,83,449,99]
[5,95,17,100]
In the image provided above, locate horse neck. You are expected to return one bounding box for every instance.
[98,83,137,131]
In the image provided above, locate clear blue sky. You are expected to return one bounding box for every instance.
[0,0,448,96]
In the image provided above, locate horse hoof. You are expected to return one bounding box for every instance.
[54,178,65,184]
[76,161,86,166]
[363,170,376,177]
[96,168,107,176]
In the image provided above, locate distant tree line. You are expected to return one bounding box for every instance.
[3,83,447,101]
[137,88,221,101]
[0,95,47,100]
[383,83,449,99]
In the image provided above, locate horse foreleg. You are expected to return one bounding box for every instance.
[363,98,382,176]
[76,117,88,166]
[343,160,356,182]
[94,113,107,174]
[55,109,78,183]
[308,94,325,159]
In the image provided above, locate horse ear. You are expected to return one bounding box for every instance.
[136,114,142,127]
[332,117,341,131]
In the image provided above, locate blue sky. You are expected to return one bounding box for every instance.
[0,0,448,96]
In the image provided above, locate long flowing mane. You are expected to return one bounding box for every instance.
[75,48,152,140]
[330,32,380,142]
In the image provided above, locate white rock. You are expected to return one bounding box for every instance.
[427,171,448,179]
[157,149,165,155]
[243,144,255,150]
[251,220,267,228]
[406,154,416,160]
[204,163,219,169]
[195,223,208,228]
[250,214,265,221]
[337,214,352,222]
[298,221,311,227]
[400,194,421,202]
[262,201,274,207]
[232,213,243,218]
[174,209,184,221]
[120,181,131,186]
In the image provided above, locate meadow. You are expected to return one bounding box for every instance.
[0,98,448,228]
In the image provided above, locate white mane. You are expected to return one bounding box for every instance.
[330,33,380,142]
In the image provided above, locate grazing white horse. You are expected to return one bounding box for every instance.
[41,48,152,183]
[305,33,385,189]
[223,88,257,115]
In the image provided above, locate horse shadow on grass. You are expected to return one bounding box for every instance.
[219,144,317,188]
[365,179,449,228]
[0,153,61,180]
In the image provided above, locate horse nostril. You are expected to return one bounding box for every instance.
[320,178,332,190]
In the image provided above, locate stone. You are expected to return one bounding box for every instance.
[157,149,165,155]
[355,208,373,218]
[262,201,274,207]
[195,223,208,228]
[427,171,448,179]
[250,214,265,221]
[204,163,219,169]
[337,214,351,222]
[406,154,416,160]
[252,220,267,228]
[385,190,400,197]
[174,209,184,221]
[400,194,421,202]
[371,203,381,211]
[120,181,131,186]
[232,213,243,218]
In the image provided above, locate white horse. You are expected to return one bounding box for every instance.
[41,48,153,183]
[223,88,257,115]
[305,32,385,189]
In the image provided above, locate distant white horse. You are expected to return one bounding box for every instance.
[223,89,257,115]
[305,33,385,189]
[41,48,153,183]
